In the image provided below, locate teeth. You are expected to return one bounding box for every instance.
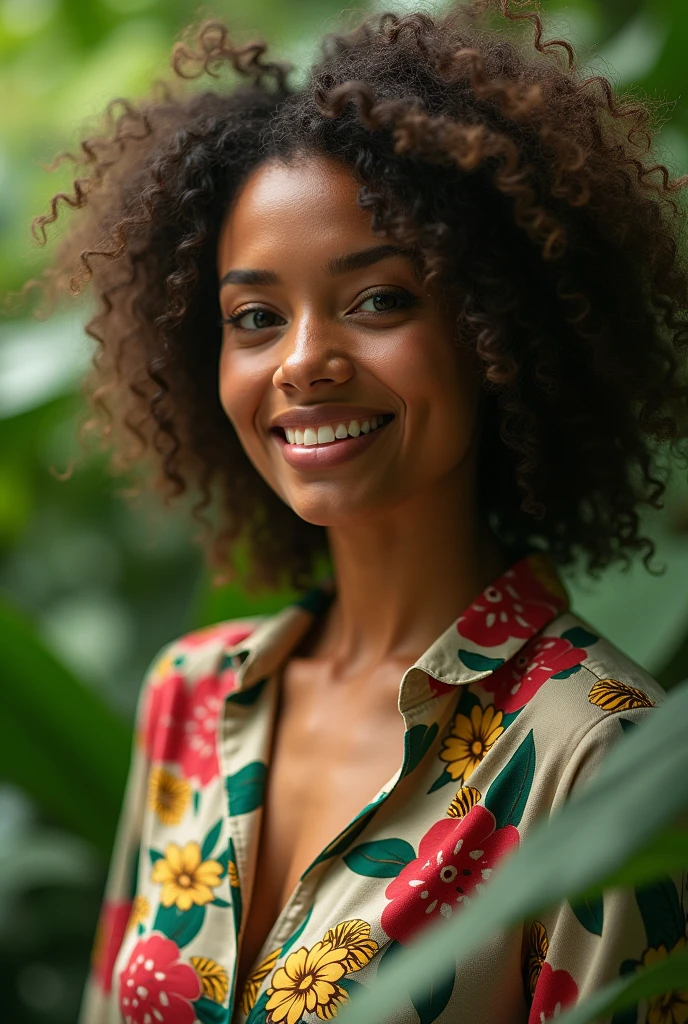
[317,425,335,443]
[284,415,389,445]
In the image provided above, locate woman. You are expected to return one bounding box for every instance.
[34,2,688,1022]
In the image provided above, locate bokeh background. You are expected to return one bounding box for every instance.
[1,0,688,1020]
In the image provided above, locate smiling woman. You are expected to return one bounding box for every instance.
[31,2,688,1023]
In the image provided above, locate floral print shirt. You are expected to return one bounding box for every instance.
[79,553,687,1024]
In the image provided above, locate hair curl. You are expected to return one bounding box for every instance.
[31,0,688,592]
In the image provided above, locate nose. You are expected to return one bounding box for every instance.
[272,316,354,393]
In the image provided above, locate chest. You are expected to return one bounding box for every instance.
[234,657,408,1001]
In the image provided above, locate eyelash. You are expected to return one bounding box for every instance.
[218,286,418,331]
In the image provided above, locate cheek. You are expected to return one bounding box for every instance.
[218,344,260,434]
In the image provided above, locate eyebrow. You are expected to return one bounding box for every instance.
[219,244,415,290]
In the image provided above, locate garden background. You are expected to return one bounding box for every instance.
[1,0,688,1020]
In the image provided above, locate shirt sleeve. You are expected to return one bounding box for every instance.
[522,706,688,1024]
[77,644,168,1024]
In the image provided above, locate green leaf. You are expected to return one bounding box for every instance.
[194,995,228,1024]
[245,990,270,1024]
[636,878,684,950]
[458,650,504,672]
[410,965,455,1024]
[336,681,688,1024]
[555,941,688,1024]
[280,904,314,957]
[149,849,164,865]
[193,790,201,814]
[560,627,598,647]
[152,902,206,948]
[344,838,416,877]
[211,897,231,908]
[484,730,536,828]
[427,769,455,794]
[201,819,223,860]
[227,678,269,706]
[225,762,267,817]
[570,894,604,936]
[228,836,242,936]
[0,598,131,857]
[402,722,439,777]
[582,830,688,896]
[307,803,383,870]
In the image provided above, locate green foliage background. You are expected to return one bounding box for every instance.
[1,0,687,1020]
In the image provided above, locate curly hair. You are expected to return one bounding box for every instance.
[31,0,688,593]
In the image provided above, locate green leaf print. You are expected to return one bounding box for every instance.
[402,722,439,778]
[410,964,455,1024]
[560,627,598,647]
[211,897,231,908]
[193,790,201,815]
[635,877,685,950]
[194,995,229,1024]
[427,769,455,794]
[228,836,242,936]
[308,803,384,870]
[226,677,269,706]
[458,650,504,672]
[281,904,314,957]
[225,761,267,817]
[344,838,416,877]
[153,902,206,948]
[570,894,604,936]
[484,730,536,829]
[201,818,223,860]
[245,990,270,1024]
[149,848,164,865]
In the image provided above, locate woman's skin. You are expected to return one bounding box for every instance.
[216,153,508,991]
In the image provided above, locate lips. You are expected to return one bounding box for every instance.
[272,414,394,470]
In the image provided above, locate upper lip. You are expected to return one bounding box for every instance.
[269,405,393,431]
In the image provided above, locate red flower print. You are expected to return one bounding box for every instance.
[528,962,578,1023]
[119,933,201,1024]
[458,558,565,649]
[381,806,519,945]
[483,636,587,713]
[142,671,237,786]
[177,621,256,652]
[93,899,132,994]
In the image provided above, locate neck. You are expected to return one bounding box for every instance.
[313,465,508,678]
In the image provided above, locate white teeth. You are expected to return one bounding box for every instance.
[284,415,389,445]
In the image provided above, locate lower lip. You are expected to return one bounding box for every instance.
[272,420,392,469]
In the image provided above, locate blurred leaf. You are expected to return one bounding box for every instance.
[337,681,688,1024]
[0,597,130,857]
[556,941,688,1024]
[582,828,688,895]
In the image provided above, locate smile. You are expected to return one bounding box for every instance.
[271,414,394,469]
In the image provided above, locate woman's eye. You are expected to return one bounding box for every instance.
[224,308,285,331]
[356,290,415,314]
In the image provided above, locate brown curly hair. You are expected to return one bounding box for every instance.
[31,0,688,593]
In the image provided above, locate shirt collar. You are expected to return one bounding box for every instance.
[221,552,569,713]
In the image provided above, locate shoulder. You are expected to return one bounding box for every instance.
[132,615,266,780]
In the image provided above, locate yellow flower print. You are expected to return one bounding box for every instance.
[241,946,283,1015]
[265,941,349,1024]
[151,841,223,911]
[190,956,229,1003]
[524,920,549,997]
[126,894,150,933]
[447,785,482,819]
[640,939,688,1024]
[228,859,240,888]
[588,678,655,712]
[147,767,191,825]
[322,919,378,972]
[440,704,504,781]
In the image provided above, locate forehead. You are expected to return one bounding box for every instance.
[217,155,381,270]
